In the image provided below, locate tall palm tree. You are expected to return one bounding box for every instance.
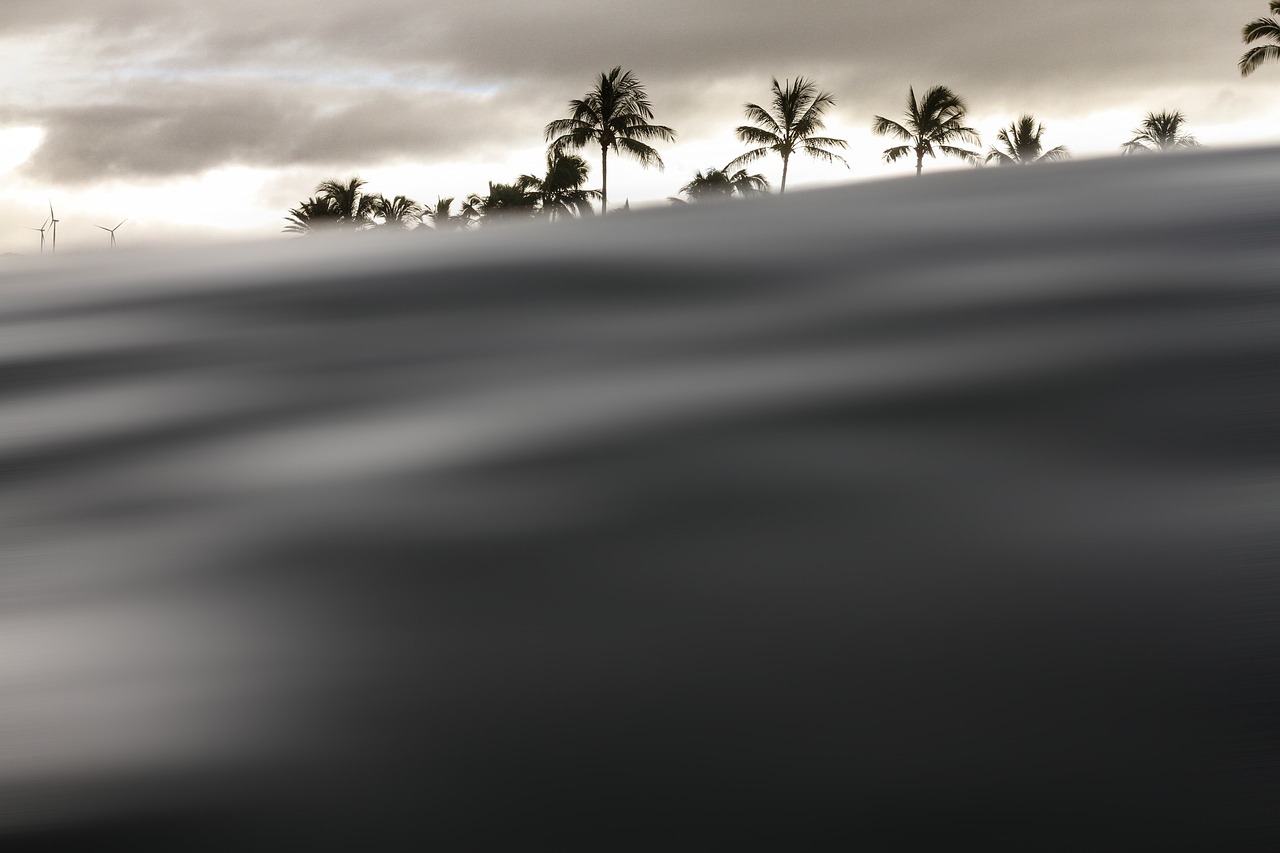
[1241,1,1280,76]
[1121,111,1202,154]
[985,115,1070,166]
[671,166,770,204]
[872,85,981,176]
[368,194,423,230]
[518,152,601,221]
[726,77,847,194]
[545,67,676,216]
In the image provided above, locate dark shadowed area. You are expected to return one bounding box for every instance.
[1,149,1278,850]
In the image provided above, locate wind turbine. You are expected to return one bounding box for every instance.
[96,219,127,249]
[27,218,49,254]
[48,201,59,254]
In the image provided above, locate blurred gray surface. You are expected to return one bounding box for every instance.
[2,149,1279,849]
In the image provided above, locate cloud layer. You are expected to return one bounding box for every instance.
[0,1,1264,184]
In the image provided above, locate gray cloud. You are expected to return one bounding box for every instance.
[5,2,1246,89]
[6,80,545,183]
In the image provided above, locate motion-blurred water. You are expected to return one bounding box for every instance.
[2,149,1279,849]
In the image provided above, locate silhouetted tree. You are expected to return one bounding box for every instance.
[465,182,538,225]
[1121,111,1202,154]
[283,197,341,235]
[368,194,423,230]
[422,197,469,231]
[545,67,676,215]
[313,177,379,230]
[518,152,601,221]
[459,195,484,227]
[873,85,981,176]
[671,166,770,204]
[285,179,417,234]
[726,77,847,194]
[985,115,1070,166]
[1241,1,1280,76]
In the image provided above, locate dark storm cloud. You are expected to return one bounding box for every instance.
[1,1,1262,180]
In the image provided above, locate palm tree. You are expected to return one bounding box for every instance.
[545,67,676,216]
[872,85,981,176]
[465,182,538,225]
[422,197,470,231]
[985,115,1070,166]
[313,177,379,230]
[671,166,770,204]
[726,77,847,194]
[283,196,341,235]
[458,195,484,227]
[1121,111,1202,154]
[1241,1,1280,76]
[368,194,423,230]
[518,152,601,221]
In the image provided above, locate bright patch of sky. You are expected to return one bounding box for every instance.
[0,127,43,174]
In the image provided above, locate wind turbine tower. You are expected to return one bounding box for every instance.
[96,219,127,249]
[48,201,59,254]
[27,218,48,254]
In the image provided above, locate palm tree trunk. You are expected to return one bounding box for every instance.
[601,143,609,216]
[780,154,789,195]
[915,148,924,177]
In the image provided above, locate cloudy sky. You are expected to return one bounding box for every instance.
[0,1,1276,255]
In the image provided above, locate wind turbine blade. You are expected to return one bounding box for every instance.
[116,219,128,229]
[96,225,110,232]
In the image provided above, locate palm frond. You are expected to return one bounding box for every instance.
[804,136,849,151]
[727,168,770,195]
[919,85,965,116]
[936,119,981,147]
[546,118,596,146]
[871,116,913,141]
[938,144,981,165]
[1240,43,1280,76]
[792,90,837,136]
[736,125,782,147]
[800,144,849,167]
[882,145,911,163]
[613,119,677,143]
[741,103,782,136]
[614,136,665,169]
[725,147,773,169]
[1243,17,1280,43]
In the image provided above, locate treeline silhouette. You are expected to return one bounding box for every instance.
[284,3,1272,232]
